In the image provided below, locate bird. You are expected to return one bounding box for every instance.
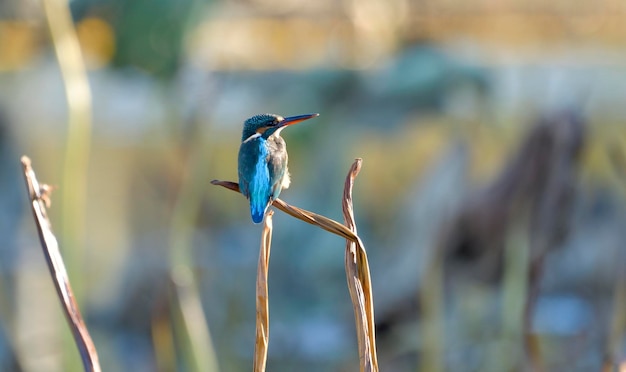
[238,113,319,223]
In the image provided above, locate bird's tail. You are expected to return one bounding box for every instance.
[250,198,268,224]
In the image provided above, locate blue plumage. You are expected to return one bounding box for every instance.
[248,139,271,223]
[237,113,318,223]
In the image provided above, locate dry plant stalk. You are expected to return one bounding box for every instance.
[42,0,92,289]
[212,158,379,372]
[342,160,378,371]
[20,156,101,372]
[603,249,626,371]
[211,183,356,242]
[254,211,274,371]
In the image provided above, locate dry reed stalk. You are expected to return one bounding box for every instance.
[20,156,101,372]
[168,269,220,372]
[151,314,176,372]
[503,224,530,371]
[211,158,378,372]
[342,159,378,371]
[41,0,93,365]
[254,211,274,371]
[603,248,626,371]
[168,144,220,372]
[605,140,626,371]
[418,250,444,372]
[41,0,92,295]
[210,182,356,242]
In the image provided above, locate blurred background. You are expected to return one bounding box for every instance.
[1,0,626,371]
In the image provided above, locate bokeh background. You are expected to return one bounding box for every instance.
[1,0,626,371]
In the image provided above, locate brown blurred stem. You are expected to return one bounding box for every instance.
[524,254,546,372]
[20,156,101,372]
[604,137,626,370]
[211,158,379,372]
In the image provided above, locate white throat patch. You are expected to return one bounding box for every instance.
[242,132,261,144]
[274,127,285,137]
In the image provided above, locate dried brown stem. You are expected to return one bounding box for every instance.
[210,181,358,242]
[524,254,546,372]
[20,156,101,372]
[254,211,274,372]
[342,159,379,372]
[211,158,379,371]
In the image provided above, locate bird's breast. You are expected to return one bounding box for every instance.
[266,134,286,152]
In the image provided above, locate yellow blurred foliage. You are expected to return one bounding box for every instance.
[0,22,40,71]
[188,17,357,70]
[357,119,451,210]
[76,17,115,69]
[581,123,626,189]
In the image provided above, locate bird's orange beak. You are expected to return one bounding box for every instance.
[278,113,319,128]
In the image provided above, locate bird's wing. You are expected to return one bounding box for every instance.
[239,139,272,223]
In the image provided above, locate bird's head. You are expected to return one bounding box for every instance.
[241,113,319,142]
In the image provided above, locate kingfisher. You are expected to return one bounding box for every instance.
[238,113,319,223]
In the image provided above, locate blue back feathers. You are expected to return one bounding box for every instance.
[239,135,274,224]
[248,140,270,223]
